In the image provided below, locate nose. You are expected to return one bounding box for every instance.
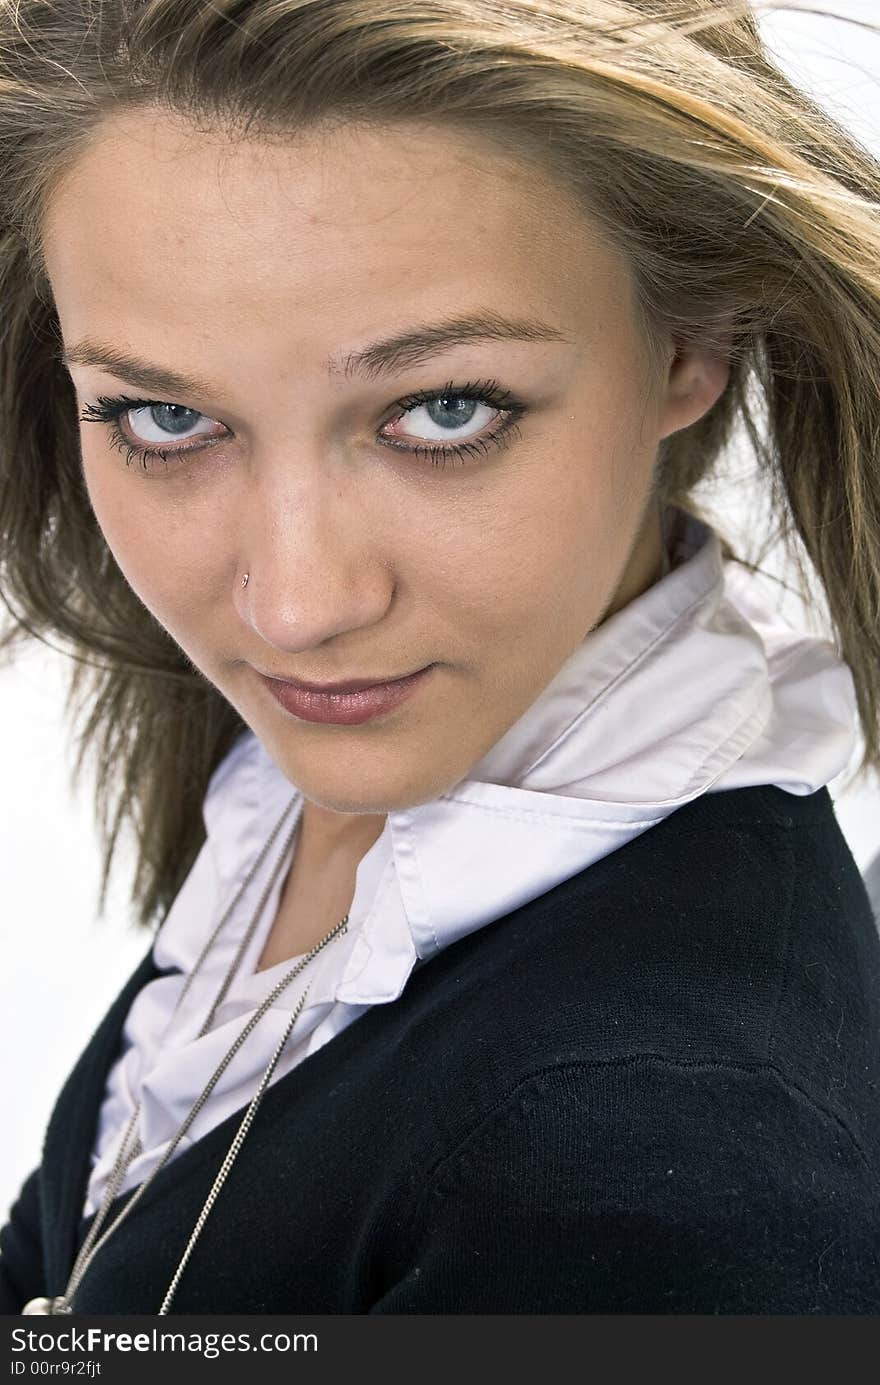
[235,459,395,655]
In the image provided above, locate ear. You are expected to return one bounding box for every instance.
[658,318,733,441]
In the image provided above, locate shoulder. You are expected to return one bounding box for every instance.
[401,783,880,1154]
[370,1055,880,1313]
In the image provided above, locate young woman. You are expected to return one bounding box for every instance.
[0,0,878,1315]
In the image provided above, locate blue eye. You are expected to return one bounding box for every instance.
[77,378,528,474]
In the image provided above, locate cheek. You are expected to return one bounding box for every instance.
[80,459,146,578]
[439,407,654,652]
[80,458,215,627]
[428,437,622,629]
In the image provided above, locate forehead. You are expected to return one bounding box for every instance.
[42,111,635,372]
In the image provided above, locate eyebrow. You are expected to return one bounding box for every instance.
[57,310,571,400]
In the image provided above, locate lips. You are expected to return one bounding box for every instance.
[265,669,421,694]
[256,664,435,725]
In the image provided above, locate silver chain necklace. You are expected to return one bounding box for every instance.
[22,790,349,1316]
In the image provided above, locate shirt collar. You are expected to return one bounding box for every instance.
[203,504,858,1007]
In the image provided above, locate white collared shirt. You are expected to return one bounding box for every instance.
[83,506,859,1215]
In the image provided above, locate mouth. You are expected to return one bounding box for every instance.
[255,664,436,726]
[255,665,432,694]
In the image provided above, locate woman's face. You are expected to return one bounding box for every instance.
[42,112,728,823]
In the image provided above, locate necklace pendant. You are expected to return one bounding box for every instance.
[22,1295,71,1315]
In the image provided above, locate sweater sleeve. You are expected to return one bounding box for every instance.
[0,1166,45,1314]
[368,1058,880,1314]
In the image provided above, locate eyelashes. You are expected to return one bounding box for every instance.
[77,378,529,474]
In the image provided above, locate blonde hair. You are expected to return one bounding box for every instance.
[1,0,878,930]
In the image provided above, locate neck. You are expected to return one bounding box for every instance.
[297,802,388,865]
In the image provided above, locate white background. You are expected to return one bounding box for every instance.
[2,1,879,1218]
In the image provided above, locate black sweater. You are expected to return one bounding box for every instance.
[2,783,879,1314]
